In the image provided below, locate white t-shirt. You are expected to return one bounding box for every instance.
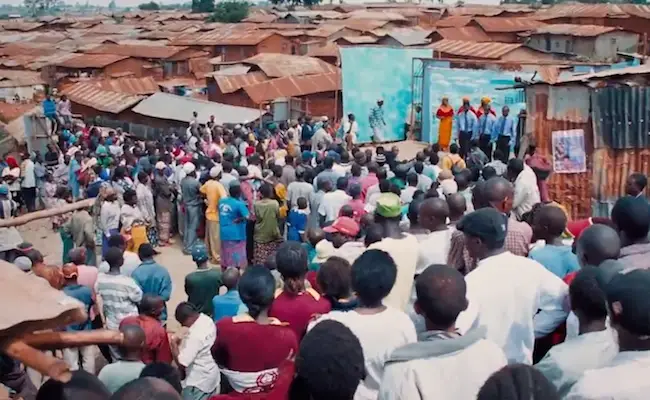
[99,251,142,277]
[379,339,507,400]
[20,159,36,188]
[456,251,569,364]
[415,229,454,275]
[178,313,220,394]
[310,308,417,400]
[318,190,351,222]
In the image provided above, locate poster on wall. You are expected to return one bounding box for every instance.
[552,129,587,174]
[421,64,532,145]
[340,47,433,143]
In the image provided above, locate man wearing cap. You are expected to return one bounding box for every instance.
[455,208,568,364]
[369,99,387,143]
[61,264,96,373]
[368,193,419,311]
[181,162,202,254]
[185,243,222,318]
[200,165,228,263]
[323,216,364,264]
[566,269,650,399]
[310,116,333,153]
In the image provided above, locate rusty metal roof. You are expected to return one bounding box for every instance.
[0,69,45,88]
[432,26,491,42]
[435,16,472,27]
[243,71,340,103]
[345,10,408,21]
[55,53,130,69]
[532,4,629,20]
[447,5,534,16]
[430,39,522,59]
[473,17,545,33]
[84,24,141,35]
[306,42,340,59]
[242,14,279,23]
[84,43,188,59]
[1,21,45,32]
[92,76,159,94]
[0,43,58,57]
[336,35,379,44]
[62,82,144,113]
[214,71,268,94]
[238,53,339,78]
[0,102,39,124]
[189,57,213,79]
[530,24,619,37]
[327,18,391,32]
[171,29,275,46]
[304,24,346,38]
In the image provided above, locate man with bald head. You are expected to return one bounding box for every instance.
[448,177,533,273]
[446,193,466,226]
[120,294,173,365]
[415,198,454,275]
[98,324,146,393]
[576,224,621,270]
[112,377,181,400]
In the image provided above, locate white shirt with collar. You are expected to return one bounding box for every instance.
[178,313,220,394]
[456,251,568,364]
[20,159,36,188]
[512,164,540,220]
[566,350,650,400]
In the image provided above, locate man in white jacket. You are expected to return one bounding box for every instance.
[507,158,540,220]
[455,208,568,364]
[379,264,507,400]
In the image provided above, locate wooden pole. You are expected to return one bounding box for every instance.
[2,339,72,383]
[20,330,124,351]
[0,198,94,228]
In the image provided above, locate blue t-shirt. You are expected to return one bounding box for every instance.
[43,99,56,117]
[218,197,249,241]
[62,284,93,331]
[287,210,308,242]
[529,245,580,279]
[212,290,248,322]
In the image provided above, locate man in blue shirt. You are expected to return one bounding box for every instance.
[212,267,247,321]
[529,205,580,279]
[456,97,478,158]
[42,95,58,134]
[61,264,95,373]
[494,106,517,160]
[474,104,497,160]
[131,244,172,323]
[301,115,314,151]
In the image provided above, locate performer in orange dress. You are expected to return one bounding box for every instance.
[435,97,454,151]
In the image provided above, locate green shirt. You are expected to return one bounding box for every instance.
[254,199,280,243]
[184,268,222,317]
[98,361,145,393]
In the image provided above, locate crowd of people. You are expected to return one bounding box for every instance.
[1,104,650,400]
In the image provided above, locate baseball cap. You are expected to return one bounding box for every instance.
[605,268,650,336]
[192,243,209,263]
[457,208,507,245]
[375,193,402,218]
[323,217,360,237]
[62,264,78,279]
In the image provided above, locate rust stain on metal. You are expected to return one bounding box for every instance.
[93,76,159,94]
[243,71,341,104]
[429,39,521,59]
[530,24,618,37]
[171,29,276,46]
[433,27,491,42]
[84,43,188,59]
[240,53,338,78]
[473,17,545,33]
[214,71,268,94]
[435,16,473,28]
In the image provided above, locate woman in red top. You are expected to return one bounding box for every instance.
[211,266,298,399]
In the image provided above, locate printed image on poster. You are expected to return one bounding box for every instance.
[552,129,587,174]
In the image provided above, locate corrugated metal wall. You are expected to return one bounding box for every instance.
[592,86,650,149]
[526,85,593,219]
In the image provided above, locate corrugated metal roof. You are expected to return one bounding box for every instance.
[336,35,378,44]
[327,18,391,32]
[157,77,205,89]
[433,26,491,42]
[0,102,38,124]
[242,14,279,23]
[345,10,408,21]
[0,70,45,88]
[530,24,619,37]
[619,4,650,19]
[132,92,262,124]
[447,5,534,16]
[84,24,141,35]
[532,4,629,20]
[435,16,472,28]
[211,65,252,75]
[378,27,432,46]
[93,76,159,94]
[1,21,45,32]
[189,57,213,79]
[593,148,650,210]
[304,24,346,38]
[306,42,339,59]
[430,39,521,59]
[473,17,545,33]
[62,82,145,113]
[171,29,275,46]
[277,10,345,19]
[214,71,268,94]
[243,71,340,103]
[55,53,130,69]
[592,86,650,149]
[550,64,650,84]
[239,53,338,78]
[84,43,188,59]
[0,43,58,57]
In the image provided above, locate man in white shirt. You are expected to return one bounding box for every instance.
[536,268,618,397]
[99,234,142,277]
[20,153,36,212]
[567,269,650,400]
[455,208,568,364]
[318,177,351,225]
[400,174,418,206]
[507,158,540,220]
[380,265,507,400]
[174,302,220,400]
[415,198,454,275]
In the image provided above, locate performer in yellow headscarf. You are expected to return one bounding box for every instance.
[436,97,454,151]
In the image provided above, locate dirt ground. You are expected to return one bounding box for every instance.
[17,140,429,333]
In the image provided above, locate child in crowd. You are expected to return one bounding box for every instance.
[287,197,309,242]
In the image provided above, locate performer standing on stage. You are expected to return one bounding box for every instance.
[435,97,454,151]
[369,98,386,143]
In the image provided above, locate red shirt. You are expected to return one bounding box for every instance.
[209,360,295,400]
[360,173,378,202]
[269,289,331,339]
[343,199,367,223]
[120,315,173,364]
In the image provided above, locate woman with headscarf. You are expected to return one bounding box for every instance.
[436,97,454,151]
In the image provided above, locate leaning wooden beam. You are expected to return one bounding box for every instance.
[0,198,95,228]
[2,339,71,383]
[20,330,123,351]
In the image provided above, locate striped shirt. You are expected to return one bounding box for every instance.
[95,273,143,330]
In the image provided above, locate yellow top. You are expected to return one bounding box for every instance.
[200,180,228,221]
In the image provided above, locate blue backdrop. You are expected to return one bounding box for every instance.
[421,64,531,144]
[340,47,432,143]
